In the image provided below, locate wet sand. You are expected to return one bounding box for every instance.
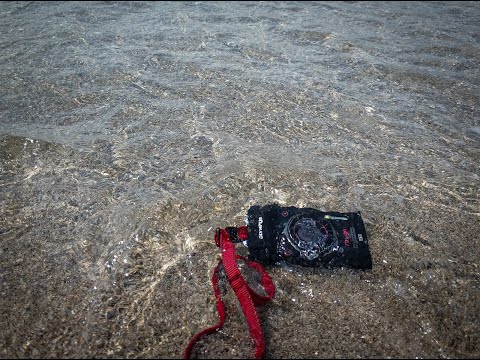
[1,1,479,359]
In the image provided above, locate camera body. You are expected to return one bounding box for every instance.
[245,204,372,269]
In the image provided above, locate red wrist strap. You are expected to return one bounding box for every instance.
[184,227,275,359]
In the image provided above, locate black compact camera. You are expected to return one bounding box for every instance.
[244,204,372,269]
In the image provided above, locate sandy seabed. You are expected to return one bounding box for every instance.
[1,1,479,358]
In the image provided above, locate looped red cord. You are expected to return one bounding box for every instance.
[184,228,275,359]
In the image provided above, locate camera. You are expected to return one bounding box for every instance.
[245,204,372,269]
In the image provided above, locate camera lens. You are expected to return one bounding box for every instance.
[294,218,327,246]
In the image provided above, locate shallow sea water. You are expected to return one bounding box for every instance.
[1,1,479,358]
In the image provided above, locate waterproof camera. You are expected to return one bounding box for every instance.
[245,204,372,269]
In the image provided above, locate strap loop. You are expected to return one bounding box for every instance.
[184,227,275,359]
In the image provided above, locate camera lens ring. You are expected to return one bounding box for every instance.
[282,213,338,261]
